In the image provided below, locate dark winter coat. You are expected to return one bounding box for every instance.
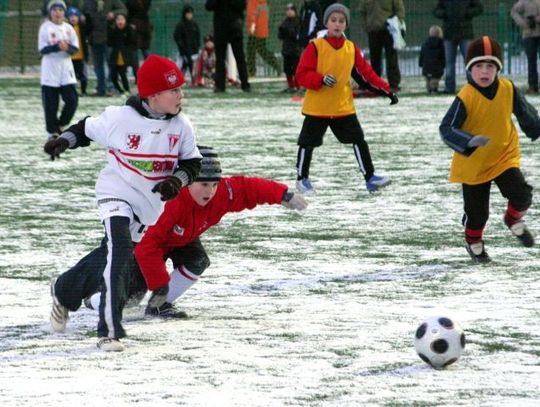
[433,0,483,41]
[82,0,127,46]
[107,24,137,67]
[278,16,301,57]
[174,18,201,57]
[419,36,445,78]
[124,0,153,50]
[298,0,323,48]
[205,0,246,40]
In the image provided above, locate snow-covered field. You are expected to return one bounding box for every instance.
[0,77,539,406]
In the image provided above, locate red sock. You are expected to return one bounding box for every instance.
[465,227,484,245]
[504,202,527,227]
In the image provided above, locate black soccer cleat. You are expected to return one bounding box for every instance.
[145,302,188,319]
[465,241,491,263]
[508,222,535,248]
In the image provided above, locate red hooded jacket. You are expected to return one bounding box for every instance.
[134,176,288,290]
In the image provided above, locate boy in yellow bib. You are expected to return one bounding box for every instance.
[440,36,540,262]
[294,3,398,194]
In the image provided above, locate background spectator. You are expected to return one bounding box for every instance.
[511,0,540,93]
[419,25,445,93]
[246,0,280,77]
[66,6,89,96]
[434,0,483,94]
[124,0,153,61]
[174,5,201,82]
[298,0,323,49]
[82,0,127,96]
[205,0,250,92]
[107,12,137,95]
[278,3,301,92]
[359,0,405,93]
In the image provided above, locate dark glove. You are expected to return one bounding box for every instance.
[44,136,69,160]
[389,92,399,105]
[151,176,183,201]
[148,285,169,308]
[322,74,337,87]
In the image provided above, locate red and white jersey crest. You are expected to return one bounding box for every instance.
[127,134,142,150]
[168,133,180,151]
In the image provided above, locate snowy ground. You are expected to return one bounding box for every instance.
[0,77,539,406]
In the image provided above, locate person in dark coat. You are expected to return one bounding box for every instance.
[174,5,201,82]
[83,0,127,96]
[278,3,301,92]
[298,0,323,49]
[107,13,137,94]
[434,0,483,94]
[124,0,153,60]
[419,25,446,93]
[205,0,250,92]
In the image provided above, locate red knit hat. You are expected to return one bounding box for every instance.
[137,54,185,98]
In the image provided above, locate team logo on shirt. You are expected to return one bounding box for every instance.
[173,224,185,236]
[168,134,179,151]
[127,134,141,150]
[165,70,179,86]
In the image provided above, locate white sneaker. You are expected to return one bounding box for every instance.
[97,337,125,352]
[50,279,69,332]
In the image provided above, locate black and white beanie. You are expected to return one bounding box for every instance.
[323,3,349,26]
[196,146,222,182]
[465,36,503,71]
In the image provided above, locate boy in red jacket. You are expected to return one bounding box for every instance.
[294,3,398,194]
[133,146,307,317]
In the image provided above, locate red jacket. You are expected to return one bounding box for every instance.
[296,36,391,94]
[134,176,288,290]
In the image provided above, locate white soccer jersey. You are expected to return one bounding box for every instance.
[38,20,78,86]
[85,106,201,229]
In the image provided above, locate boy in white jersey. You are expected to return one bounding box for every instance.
[44,54,202,352]
[38,0,79,140]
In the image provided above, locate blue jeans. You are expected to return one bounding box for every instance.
[444,39,470,93]
[523,36,540,91]
[91,44,107,95]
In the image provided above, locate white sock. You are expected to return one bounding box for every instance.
[166,266,199,303]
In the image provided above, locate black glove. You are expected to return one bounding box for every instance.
[389,92,399,105]
[322,74,337,87]
[151,176,183,201]
[148,285,169,308]
[44,136,69,160]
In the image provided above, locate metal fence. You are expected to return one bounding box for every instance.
[0,0,528,76]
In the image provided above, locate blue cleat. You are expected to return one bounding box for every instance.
[366,175,391,192]
[296,178,315,194]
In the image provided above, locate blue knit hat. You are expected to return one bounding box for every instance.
[66,7,81,18]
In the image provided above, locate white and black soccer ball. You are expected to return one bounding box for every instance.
[414,316,465,369]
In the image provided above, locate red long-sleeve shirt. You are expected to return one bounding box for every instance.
[134,176,288,290]
[295,35,391,94]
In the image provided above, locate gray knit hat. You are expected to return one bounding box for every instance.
[196,146,222,181]
[323,3,349,26]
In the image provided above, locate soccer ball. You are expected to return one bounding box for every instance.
[414,316,465,369]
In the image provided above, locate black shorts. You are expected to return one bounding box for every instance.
[297,114,366,147]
